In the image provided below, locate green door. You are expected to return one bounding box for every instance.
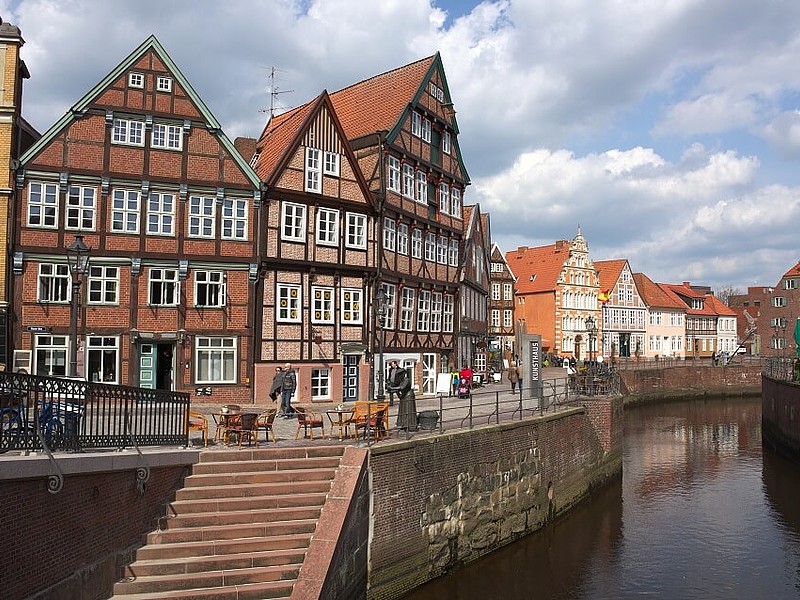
[139,343,155,389]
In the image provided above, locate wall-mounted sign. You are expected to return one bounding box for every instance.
[26,326,50,333]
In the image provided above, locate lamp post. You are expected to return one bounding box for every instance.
[585,316,596,367]
[66,234,91,378]
[375,287,388,400]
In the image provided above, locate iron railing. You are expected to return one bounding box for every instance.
[0,371,190,453]
[763,356,799,382]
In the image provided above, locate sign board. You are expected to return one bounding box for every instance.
[26,325,50,332]
[529,338,541,386]
[436,372,452,395]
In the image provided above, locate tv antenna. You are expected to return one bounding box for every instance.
[259,66,294,118]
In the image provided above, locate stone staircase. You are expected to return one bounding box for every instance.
[111,445,347,599]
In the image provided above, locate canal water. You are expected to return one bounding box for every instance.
[404,396,800,599]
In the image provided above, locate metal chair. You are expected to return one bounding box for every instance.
[188,410,208,447]
[226,412,258,447]
[294,406,325,440]
[255,408,278,443]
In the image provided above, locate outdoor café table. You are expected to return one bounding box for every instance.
[211,411,239,444]
[326,407,354,440]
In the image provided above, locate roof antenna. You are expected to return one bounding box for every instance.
[259,66,294,117]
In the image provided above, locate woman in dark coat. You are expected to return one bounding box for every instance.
[388,366,417,430]
[269,366,283,412]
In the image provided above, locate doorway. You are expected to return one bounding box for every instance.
[342,355,360,401]
[138,342,174,390]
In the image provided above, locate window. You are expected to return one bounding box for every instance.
[383,218,396,251]
[403,164,415,198]
[112,118,144,146]
[449,240,459,267]
[416,170,428,204]
[492,283,501,301]
[437,236,447,264]
[27,182,58,228]
[411,228,422,259]
[400,288,415,331]
[425,232,436,261]
[504,309,513,328]
[397,223,409,255]
[195,271,226,307]
[504,283,513,300]
[429,82,444,101]
[148,268,179,306]
[421,117,431,142]
[189,195,215,238]
[324,151,340,176]
[774,296,787,307]
[66,185,96,230]
[196,337,237,384]
[417,290,431,332]
[491,309,500,327]
[148,192,175,235]
[784,278,799,290]
[341,288,362,324]
[151,123,182,150]
[35,335,68,377]
[346,213,367,249]
[439,182,450,214]
[443,131,451,154]
[282,202,306,242]
[381,283,396,329]
[128,72,144,88]
[388,156,401,192]
[316,208,338,245]
[38,264,70,303]
[156,76,172,92]
[312,286,334,323]
[411,112,422,137]
[88,266,119,305]
[87,336,119,383]
[277,284,301,322]
[222,198,247,240]
[311,368,331,399]
[305,147,321,193]
[451,187,461,218]
[443,294,454,332]
[111,189,140,233]
[431,292,442,332]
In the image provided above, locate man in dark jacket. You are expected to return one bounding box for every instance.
[280,363,297,417]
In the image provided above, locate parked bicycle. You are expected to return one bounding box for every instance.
[0,397,80,452]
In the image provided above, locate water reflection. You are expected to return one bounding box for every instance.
[404,397,800,600]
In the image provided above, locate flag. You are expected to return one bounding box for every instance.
[599,289,611,304]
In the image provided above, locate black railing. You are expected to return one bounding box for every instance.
[0,371,190,453]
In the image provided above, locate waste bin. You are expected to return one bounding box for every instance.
[417,410,439,430]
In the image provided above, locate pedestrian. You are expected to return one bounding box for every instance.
[508,358,521,392]
[280,362,297,417]
[459,363,473,385]
[386,360,402,406]
[269,366,283,412]
[449,364,459,397]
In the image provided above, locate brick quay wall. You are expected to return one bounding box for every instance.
[365,396,623,600]
[762,375,800,461]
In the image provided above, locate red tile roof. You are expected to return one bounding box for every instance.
[633,273,686,310]
[505,242,572,294]
[594,259,626,293]
[252,96,318,183]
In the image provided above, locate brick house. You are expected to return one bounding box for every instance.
[488,242,517,368]
[12,36,261,404]
[458,204,491,378]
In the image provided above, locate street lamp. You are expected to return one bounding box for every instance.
[375,286,388,400]
[585,316,596,366]
[66,234,91,378]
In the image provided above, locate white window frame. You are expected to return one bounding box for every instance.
[411,112,422,137]
[311,368,331,399]
[148,268,179,306]
[189,195,216,238]
[151,123,183,150]
[416,170,428,204]
[388,156,401,192]
[87,336,119,383]
[38,263,71,303]
[411,228,422,259]
[222,198,248,240]
[27,182,59,228]
[491,309,500,328]
[381,283,396,329]
[282,202,306,242]
[112,118,144,146]
[417,290,431,332]
[383,218,396,251]
[421,117,431,142]
[400,288,415,331]
[443,294,454,332]
[491,283,501,301]
[195,337,237,384]
[324,151,340,176]
[425,232,436,261]
[147,191,175,236]
[341,288,363,324]
[312,286,334,324]
[35,334,68,378]
[504,309,513,328]
[397,223,409,256]
[346,213,367,250]
[66,185,96,231]
[88,265,119,305]
[277,283,302,322]
[403,164,415,199]
[111,189,140,233]
[195,270,226,308]
[431,292,443,332]
[504,283,513,300]
[439,182,450,215]
[437,236,447,264]
[156,76,172,92]
[305,147,321,193]
[316,207,338,246]
[451,187,461,218]
[443,130,451,154]
[128,73,144,88]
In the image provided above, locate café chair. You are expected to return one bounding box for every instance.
[355,405,388,441]
[294,406,325,440]
[256,408,278,443]
[346,401,372,438]
[226,412,258,447]
[188,410,208,447]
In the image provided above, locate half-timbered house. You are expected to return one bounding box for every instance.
[488,242,517,368]
[12,36,261,404]
[458,204,491,379]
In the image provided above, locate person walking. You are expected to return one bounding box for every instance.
[386,360,402,406]
[280,363,297,418]
[449,365,459,397]
[269,366,283,412]
[508,359,521,392]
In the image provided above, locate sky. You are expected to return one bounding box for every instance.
[4,0,800,295]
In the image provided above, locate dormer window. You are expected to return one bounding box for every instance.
[128,73,144,88]
[692,298,704,310]
[157,76,172,92]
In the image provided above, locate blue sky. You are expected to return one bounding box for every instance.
[4,0,800,295]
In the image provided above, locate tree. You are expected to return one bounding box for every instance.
[716,284,742,306]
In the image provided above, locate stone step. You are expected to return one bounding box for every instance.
[183,466,336,487]
[163,505,321,529]
[146,518,318,544]
[110,579,295,599]
[191,455,343,474]
[199,445,345,464]
[134,533,312,561]
[114,564,298,595]
[174,479,332,501]
[167,491,329,514]
[123,547,307,577]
